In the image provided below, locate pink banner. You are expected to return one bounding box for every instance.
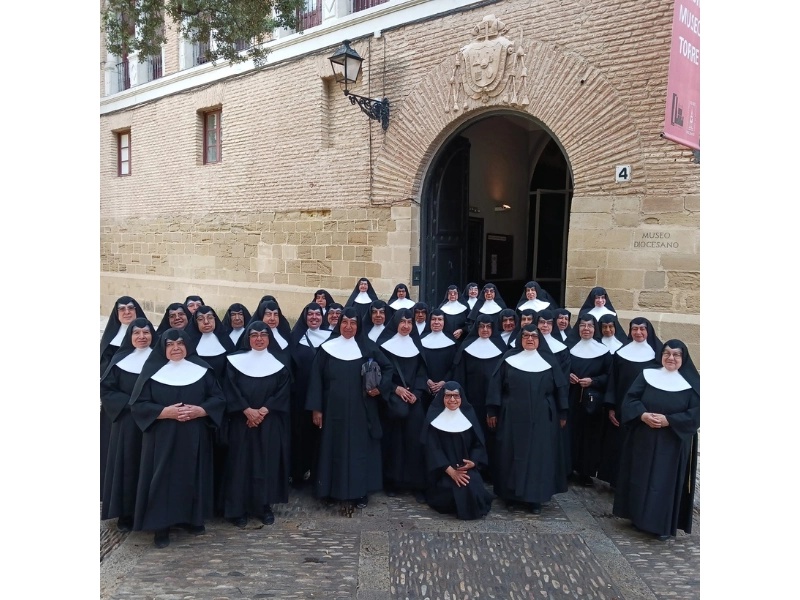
[663,0,700,150]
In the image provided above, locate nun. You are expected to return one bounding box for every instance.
[376,309,429,501]
[466,283,507,330]
[613,340,699,541]
[100,296,146,494]
[185,295,204,315]
[312,289,336,315]
[412,302,431,337]
[564,314,612,486]
[155,303,190,336]
[362,300,388,342]
[250,300,292,352]
[186,306,236,380]
[344,278,379,320]
[499,309,519,347]
[306,308,395,509]
[437,285,470,340]
[579,287,617,321]
[129,328,226,548]
[487,325,569,513]
[452,314,507,482]
[599,318,663,487]
[554,309,573,343]
[221,303,252,346]
[535,309,571,382]
[515,281,556,314]
[420,309,458,408]
[324,302,343,330]
[223,322,291,527]
[101,317,157,531]
[597,314,628,355]
[420,382,494,520]
[387,283,416,313]
[288,303,332,489]
[462,282,480,311]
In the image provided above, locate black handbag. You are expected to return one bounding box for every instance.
[580,388,601,416]
[361,358,382,393]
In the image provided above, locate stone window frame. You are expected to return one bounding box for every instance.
[201,108,222,165]
[117,129,131,176]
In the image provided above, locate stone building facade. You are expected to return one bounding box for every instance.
[100,0,700,362]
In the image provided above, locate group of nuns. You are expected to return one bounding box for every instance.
[100,280,699,547]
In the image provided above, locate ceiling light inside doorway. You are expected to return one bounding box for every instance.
[494,204,512,212]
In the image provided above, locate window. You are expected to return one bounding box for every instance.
[352,0,388,14]
[118,131,131,176]
[298,0,322,30]
[204,111,222,164]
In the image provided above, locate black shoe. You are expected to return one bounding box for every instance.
[176,523,206,535]
[414,491,426,504]
[154,529,170,548]
[231,516,247,528]
[385,487,397,497]
[323,497,337,508]
[262,506,275,525]
[580,475,594,487]
[355,496,368,509]
[529,503,542,515]
[656,534,670,542]
[117,516,133,532]
[506,500,517,511]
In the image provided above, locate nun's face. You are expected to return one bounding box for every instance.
[502,316,516,332]
[443,390,462,411]
[371,308,385,326]
[196,312,216,334]
[525,287,537,300]
[468,286,479,298]
[327,310,341,327]
[249,330,270,351]
[414,309,427,323]
[396,287,407,299]
[601,322,615,338]
[358,281,369,292]
[117,303,137,325]
[477,322,492,339]
[230,311,245,329]
[262,309,280,329]
[340,317,358,339]
[186,300,202,314]
[520,315,533,327]
[579,320,595,340]
[662,347,683,371]
[430,314,445,332]
[169,309,188,329]
[537,319,553,336]
[521,330,539,351]
[315,294,327,308]
[397,317,413,336]
[165,338,187,361]
[630,324,648,343]
[556,315,570,331]
[483,288,496,301]
[447,289,459,302]
[132,326,152,349]
[594,295,606,308]
[306,309,323,330]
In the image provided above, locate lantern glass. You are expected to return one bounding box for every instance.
[329,40,363,85]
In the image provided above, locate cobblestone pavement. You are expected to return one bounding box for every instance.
[101,478,700,600]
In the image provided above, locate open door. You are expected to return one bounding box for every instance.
[421,136,470,305]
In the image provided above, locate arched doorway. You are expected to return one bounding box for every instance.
[420,112,573,307]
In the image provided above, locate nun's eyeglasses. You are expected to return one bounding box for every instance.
[478,323,493,330]
[443,392,461,398]
[521,332,539,339]
[579,323,594,329]
[249,332,270,339]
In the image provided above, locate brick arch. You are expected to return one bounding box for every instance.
[371,40,647,202]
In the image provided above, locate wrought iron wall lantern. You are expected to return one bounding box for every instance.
[329,40,390,131]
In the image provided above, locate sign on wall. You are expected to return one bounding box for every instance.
[663,1,700,151]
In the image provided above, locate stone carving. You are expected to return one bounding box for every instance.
[446,14,530,112]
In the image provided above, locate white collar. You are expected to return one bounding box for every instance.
[557,329,569,341]
[299,328,332,347]
[616,340,656,362]
[381,333,420,358]
[464,337,502,359]
[389,298,415,309]
[271,327,288,349]
[570,338,610,359]
[197,332,227,356]
[151,359,207,386]
[229,328,244,345]
[367,324,384,342]
[467,297,477,308]
[321,336,363,361]
[440,301,467,315]
[421,331,455,349]
[518,298,550,312]
[588,306,615,319]
[505,349,552,372]
[643,367,691,391]
[510,337,517,348]
[227,349,285,378]
[542,333,567,353]
[116,347,152,374]
[415,321,426,334]
[354,291,373,304]
[430,408,472,433]
[110,322,129,347]
[601,335,623,354]
[479,299,501,314]
[501,331,513,343]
